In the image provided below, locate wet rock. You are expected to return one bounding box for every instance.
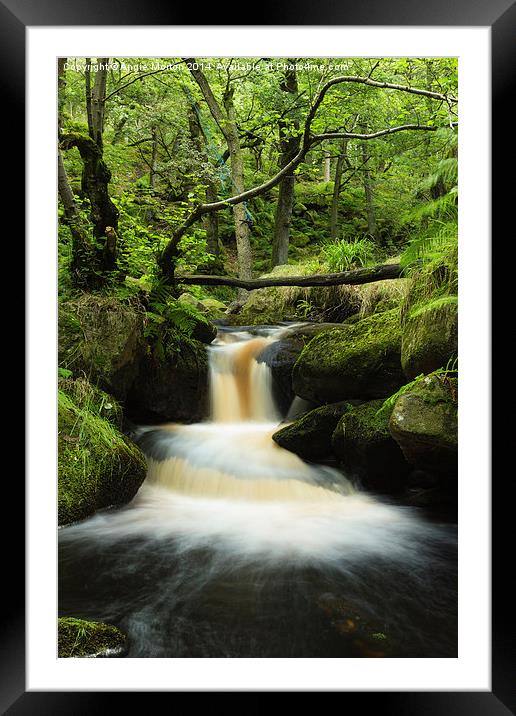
[126,339,209,423]
[257,323,343,414]
[332,399,410,493]
[272,402,352,461]
[58,617,128,657]
[316,594,391,658]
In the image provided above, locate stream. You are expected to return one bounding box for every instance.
[58,325,457,658]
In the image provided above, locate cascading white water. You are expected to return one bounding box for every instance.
[144,327,354,503]
[59,325,457,658]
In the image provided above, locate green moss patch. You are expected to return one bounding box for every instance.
[58,617,127,658]
[58,380,146,526]
[293,308,405,403]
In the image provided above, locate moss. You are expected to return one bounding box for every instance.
[58,617,127,658]
[293,308,405,402]
[58,376,123,429]
[58,381,146,526]
[272,402,352,460]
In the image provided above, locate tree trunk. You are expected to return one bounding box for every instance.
[60,133,119,268]
[203,183,220,257]
[149,126,158,189]
[361,142,378,240]
[58,148,94,285]
[272,62,300,267]
[187,105,220,258]
[330,138,349,240]
[186,62,252,292]
[323,151,331,182]
[90,59,108,148]
[223,88,253,283]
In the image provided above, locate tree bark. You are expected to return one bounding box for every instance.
[149,126,158,189]
[177,262,402,290]
[58,148,92,282]
[323,151,331,182]
[60,133,119,268]
[272,62,300,268]
[330,138,349,240]
[361,142,378,240]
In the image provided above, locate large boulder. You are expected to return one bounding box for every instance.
[272,402,352,461]
[58,379,146,526]
[401,299,458,380]
[257,323,343,414]
[332,399,410,493]
[59,296,216,402]
[58,296,147,400]
[126,339,209,423]
[389,374,458,478]
[293,309,405,403]
[58,618,128,658]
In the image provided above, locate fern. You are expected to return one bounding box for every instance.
[400,223,457,272]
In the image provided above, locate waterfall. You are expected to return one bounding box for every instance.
[209,334,278,423]
[144,328,353,502]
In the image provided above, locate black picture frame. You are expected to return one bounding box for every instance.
[9,1,505,711]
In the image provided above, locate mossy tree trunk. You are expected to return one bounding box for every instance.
[60,58,120,279]
[272,62,300,268]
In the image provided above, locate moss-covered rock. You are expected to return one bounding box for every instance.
[293,309,405,403]
[199,297,228,315]
[402,299,458,379]
[332,399,410,493]
[257,323,343,414]
[58,617,128,657]
[58,380,146,526]
[59,296,146,400]
[389,374,458,477]
[272,402,352,461]
[126,338,209,423]
[400,239,458,380]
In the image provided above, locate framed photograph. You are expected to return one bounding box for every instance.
[9,0,505,710]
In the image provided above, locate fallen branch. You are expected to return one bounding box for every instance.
[177,262,403,290]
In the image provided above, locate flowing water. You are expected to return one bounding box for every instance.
[59,325,457,657]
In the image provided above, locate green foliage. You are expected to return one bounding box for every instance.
[144,280,210,360]
[58,57,458,292]
[322,237,376,272]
